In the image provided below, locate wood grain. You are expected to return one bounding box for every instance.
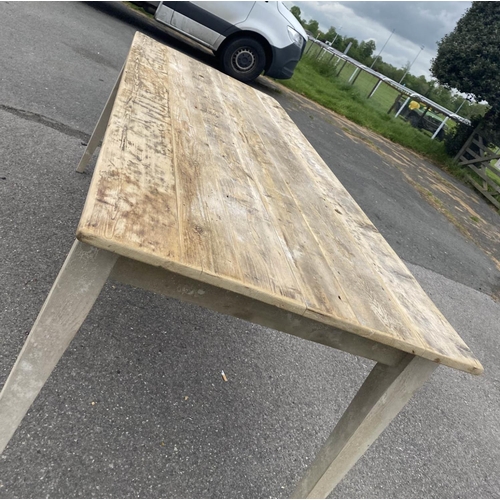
[77,32,482,375]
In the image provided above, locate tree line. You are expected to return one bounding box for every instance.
[290,5,487,119]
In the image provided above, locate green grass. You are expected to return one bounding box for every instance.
[487,165,500,185]
[305,44,401,113]
[277,53,453,170]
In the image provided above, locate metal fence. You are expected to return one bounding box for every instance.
[305,39,471,140]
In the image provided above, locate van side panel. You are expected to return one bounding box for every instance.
[156,2,255,49]
[155,3,224,49]
[191,2,254,26]
[161,2,252,36]
[170,11,221,47]
[237,2,289,49]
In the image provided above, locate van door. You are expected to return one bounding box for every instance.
[158,2,255,47]
[190,2,254,28]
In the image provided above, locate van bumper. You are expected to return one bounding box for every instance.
[265,42,304,80]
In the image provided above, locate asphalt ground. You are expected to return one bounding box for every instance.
[0,2,499,498]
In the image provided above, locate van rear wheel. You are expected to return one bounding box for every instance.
[220,37,266,82]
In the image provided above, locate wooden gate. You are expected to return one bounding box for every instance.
[455,131,500,209]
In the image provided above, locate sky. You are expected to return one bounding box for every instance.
[286,1,471,80]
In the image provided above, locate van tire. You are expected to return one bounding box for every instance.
[220,37,266,82]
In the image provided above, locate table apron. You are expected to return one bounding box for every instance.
[110,256,407,367]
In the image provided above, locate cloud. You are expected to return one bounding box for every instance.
[288,1,471,79]
[336,2,469,49]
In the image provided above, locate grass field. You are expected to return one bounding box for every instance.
[303,44,400,110]
[324,57,400,112]
[301,44,457,133]
[277,48,454,170]
[279,54,500,206]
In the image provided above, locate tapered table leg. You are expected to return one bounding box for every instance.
[76,66,124,173]
[0,240,117,454]
[292,355,437,498]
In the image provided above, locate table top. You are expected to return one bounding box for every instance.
[77,32,482,375]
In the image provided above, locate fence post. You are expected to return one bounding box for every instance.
[367,80,382,99]
[336,59,348,77]
[348,67,360,83]
[351,68,363,86]
[394,97,410,118]
[431,116,449,140]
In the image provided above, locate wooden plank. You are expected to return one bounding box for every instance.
[461,147,481,162]
[204,67,361,324]
[165,55,252,289]
[466,175,500,209]
[460,152,500,166]
[110,257,406,367]
[468,166,500,195]
[77,35,191,275]
[484,170,498,192]
[471,137,493,153]
[291,356,437,498]
[247,92,420,343]
[454,129,477,162]
[252,91,482,375]
[477,134,485,151]
[168,52,306,310]
[472,151,500,163]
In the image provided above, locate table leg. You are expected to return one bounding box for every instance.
[76,66,124,173]
[0,240,117,455]
[291,355,437,498]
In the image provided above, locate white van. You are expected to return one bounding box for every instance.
[151,1,307,82]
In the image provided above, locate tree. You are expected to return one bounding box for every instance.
[323,26,338,43]
[432,1,500,150]
[413,75,431,96]
[359,39,376,60]
[303,19,319,37]
[332,35,344,51]
[428,84,455,110]
[343,37,359,50]
[431,2,500,110]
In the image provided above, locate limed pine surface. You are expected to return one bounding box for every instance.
[77,32,483,375]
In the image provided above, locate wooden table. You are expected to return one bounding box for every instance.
[0,32,482,498]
